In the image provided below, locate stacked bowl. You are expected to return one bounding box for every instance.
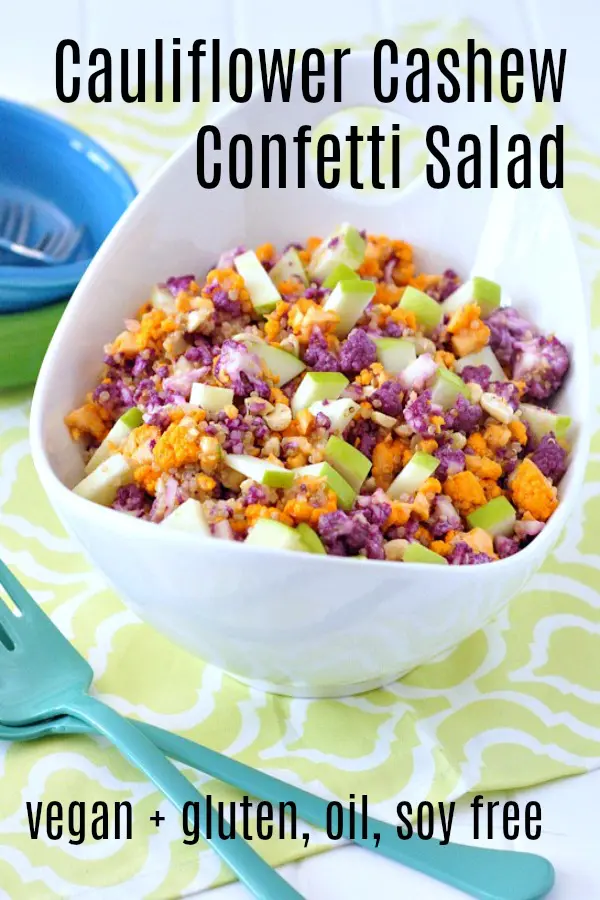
[0,99,136,389]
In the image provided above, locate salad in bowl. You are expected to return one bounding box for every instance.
[66,223,571,568]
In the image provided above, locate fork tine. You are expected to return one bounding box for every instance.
[14,204,32,246]
[0,560,43,622]
[43,224,83,262]
[2,203,20,243]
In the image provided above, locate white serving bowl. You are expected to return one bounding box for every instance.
[30,54,590,697]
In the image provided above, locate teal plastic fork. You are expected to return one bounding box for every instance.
[0,560,302,900]
[0,563,554,900]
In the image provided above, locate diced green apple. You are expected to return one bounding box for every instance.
[291,371,348,416]
[161,498,211,535]
[323,279,376,337]
[189,383,234,413]
[308,398,359,433]
[307,223,366,282]
[73,453,133,506]
[403,543,448,565]
[295,462,356,510]
[322,263,361,290]
[248,340,306,386]
[225,454,294,488]
[84,407,143,475]
[324,435,372,492]
[520,403,571,442]
[442,276,501,319]
[296,523,326,554]
[234,250,281,315]
[399,286,443,333]
[467,496,517,537]
[387,451,439,500]
[269,248,308,287]
[454,346,506,383]
[374,338,417,374]
[150,284,177,312]
[430,368,470,410]
[245,518,308,552]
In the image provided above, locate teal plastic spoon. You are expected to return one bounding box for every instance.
[0,560,301,900]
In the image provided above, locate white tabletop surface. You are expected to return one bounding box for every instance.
[1,1,599,897]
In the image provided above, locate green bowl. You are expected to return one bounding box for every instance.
[0,298,68,390]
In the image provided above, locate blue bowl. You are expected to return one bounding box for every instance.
[0,99,137,312]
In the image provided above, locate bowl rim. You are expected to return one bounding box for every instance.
[29,51,592,573]
[0,98,137,289]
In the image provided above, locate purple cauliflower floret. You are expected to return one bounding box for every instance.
[514,519,545,543]
[383,320,404,337]
[434,445,466,480]
[404,390,443,436]
[303,327,340,372]
[113,484,149,517]
[460,365,491,390]
[244,484,268,506]
[315,411,331,429]
[495,536,520,559]
[215,245,245,269]
[185,339,213,366]
[93,380,135,418]
[343,416,379,459]
[209,286,242,318]
[353,490,392,528]
[487,307,538,366]
[489,381,520,411]
[530,432,568,483]
[426,269,460,303]
[304,286,330,302]
[429,494,462,538]
[166,274,195,296]
[131,351,155,379]
[317,510,384,560]
[447,542,493,565]
[445,394,483,435]
[512,336,569,401]
[371,378,404,417]
[214,340,270,399]
[339,329,377,375]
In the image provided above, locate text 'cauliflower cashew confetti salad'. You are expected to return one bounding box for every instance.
[67,225,572,565]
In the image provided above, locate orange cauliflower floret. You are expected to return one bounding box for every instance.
[447,303,490,357]
[429,539,452,557]
[153,421,203,470]
[287,297,339,342]
[245,505,294,527]
[465,455,503,481]
[466,433,490,457]
[457,527,496,557]
[65,402,109,442]
[372,437,407,490]
[483,422,512,451]
[385,501,412,528]
[435,350,456,370]
[509,419,528,445]
[133,464,161,495]
[283,483,337,526]
[509,458,558,522]
[136,309,177,351]
[443,471,486,516]
[122,424,161,466]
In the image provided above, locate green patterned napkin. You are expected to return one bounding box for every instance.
[1,19,599,898]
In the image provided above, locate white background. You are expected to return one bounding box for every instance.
[1,1,599,897]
